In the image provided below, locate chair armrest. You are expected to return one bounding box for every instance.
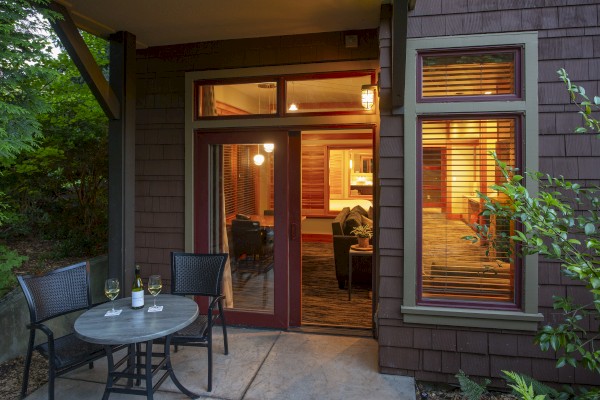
[28,322,54,340]
[207,295,226,311]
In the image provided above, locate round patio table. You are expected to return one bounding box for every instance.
[75,294,199,400]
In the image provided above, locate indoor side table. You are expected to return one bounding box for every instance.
[348,247,373,301]
[74,294,198,400]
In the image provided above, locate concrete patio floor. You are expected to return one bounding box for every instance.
[25,327,416,400]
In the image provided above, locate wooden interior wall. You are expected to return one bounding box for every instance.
[301,145,326,214]
[329,150,343,198]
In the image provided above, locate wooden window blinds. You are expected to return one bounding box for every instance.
[420,50,518,99]
[419,118,517,305]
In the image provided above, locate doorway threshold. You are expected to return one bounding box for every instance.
[290,324,373,338]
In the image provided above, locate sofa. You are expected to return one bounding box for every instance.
[331,205,373,290]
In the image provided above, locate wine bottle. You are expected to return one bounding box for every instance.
[131,264,144,309]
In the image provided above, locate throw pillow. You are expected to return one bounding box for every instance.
[351,205,368,217]
[344,211,363,235]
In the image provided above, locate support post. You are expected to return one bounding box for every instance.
[108,32,136,290]
[392,0,409,111]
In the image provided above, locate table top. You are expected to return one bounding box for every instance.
[349,247,373,255]
[229,215,306,228]
[75,294,199,345]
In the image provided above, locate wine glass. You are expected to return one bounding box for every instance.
[148,275,162,311]
[104,278,120,314]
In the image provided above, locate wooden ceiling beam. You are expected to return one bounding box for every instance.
[47,1,121,120]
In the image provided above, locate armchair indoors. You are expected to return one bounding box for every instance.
[168,252,229,392]
[231,218,272,270]
[18,262,108,400]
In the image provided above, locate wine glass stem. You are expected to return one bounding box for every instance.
[153,297,156,307]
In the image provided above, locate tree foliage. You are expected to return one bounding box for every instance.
[1,26,109,256]
[467,70,600,398]
[0,0,55,159]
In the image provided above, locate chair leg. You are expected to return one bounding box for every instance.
[207,327,213,392]
[218,301,228,355]
[48,362,56,400]
[20,331,35,399]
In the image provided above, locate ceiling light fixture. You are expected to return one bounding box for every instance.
[263,143,274,153]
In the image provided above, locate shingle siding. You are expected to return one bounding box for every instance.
[135,29,378,283]
[379,0,600,388]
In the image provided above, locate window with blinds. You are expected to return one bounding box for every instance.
[223,144,258,217]
[419,117,517,305]
[420,50,518,99]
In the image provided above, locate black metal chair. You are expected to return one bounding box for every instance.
[231,219,270,268]
[18,261,107,400]
[169,252,229,392]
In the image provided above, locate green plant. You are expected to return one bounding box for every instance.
[455,370,490,400]
[0,245,27,297]
[351,224,373,238]
[465,70,600,398]
[502,371,547,400]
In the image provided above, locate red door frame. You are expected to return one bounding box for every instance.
[195,129,297,329]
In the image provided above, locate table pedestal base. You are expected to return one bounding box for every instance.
[102,335,197,400]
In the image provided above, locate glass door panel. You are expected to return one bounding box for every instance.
[217,143,275,313]
[196,131,289,328]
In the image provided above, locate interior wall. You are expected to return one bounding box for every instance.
[301,218,333,235]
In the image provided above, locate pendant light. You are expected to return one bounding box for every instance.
[288,81,298,111]
[253,144,265,166]
[263,143,274,153]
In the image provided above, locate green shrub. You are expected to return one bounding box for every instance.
[0,245,27,297]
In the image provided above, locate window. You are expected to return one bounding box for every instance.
[194,71,376,119]
[419,48,520,101]
[197,80,278,118]
[419,117,518,307]
[402,33,542,331]
[286,73,373,114]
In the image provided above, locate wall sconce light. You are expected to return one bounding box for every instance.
[253,145,265,166]
[263,143,274,153]
[361,85,376,110]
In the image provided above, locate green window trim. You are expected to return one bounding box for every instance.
[402,32,540,331]
[401,306,544,331]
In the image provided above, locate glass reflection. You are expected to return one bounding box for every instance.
[211,143,275,313]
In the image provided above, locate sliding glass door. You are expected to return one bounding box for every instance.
[195,130,294,328]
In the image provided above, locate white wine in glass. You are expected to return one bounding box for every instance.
[104,278,120,314]
[148,275,162,310]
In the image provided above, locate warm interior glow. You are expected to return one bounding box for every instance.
[420,118,516,304]
[253,153,265,166]
[361,85,375,109]
[288,103,298,111]
[263,143,274,153]
[421,51,516,98]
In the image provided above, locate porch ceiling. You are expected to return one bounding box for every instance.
[55,0,383,48]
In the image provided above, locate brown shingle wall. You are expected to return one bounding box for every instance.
[378,0,600,387]
[135,30,378,280]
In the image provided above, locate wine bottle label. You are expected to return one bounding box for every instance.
[132,290,144,308]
